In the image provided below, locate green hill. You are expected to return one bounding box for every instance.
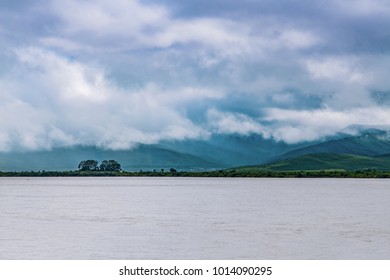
[276,130,390,160]
[236,153,390,172]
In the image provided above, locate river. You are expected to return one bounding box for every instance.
[1,177,389,259]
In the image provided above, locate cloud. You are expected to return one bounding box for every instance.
[48,0,251,54]
[52,0,169,36]
[46,0,322,59]
[207,109,269,137]
[264,107,390,143]
[0,47,212,151]
[333,0,390,17]
[279,29,320,49]
[1,0,390,151]
[305,57,366,83]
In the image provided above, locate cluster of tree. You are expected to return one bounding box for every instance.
[78,160,121,171]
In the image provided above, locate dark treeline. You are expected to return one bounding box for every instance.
[1,169,390,178]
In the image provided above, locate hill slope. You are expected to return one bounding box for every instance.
[276,130,390,160]
[237,153,390,172]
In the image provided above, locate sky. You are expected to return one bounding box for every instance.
[1,0,390,151]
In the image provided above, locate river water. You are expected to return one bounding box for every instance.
[0,177,389,259]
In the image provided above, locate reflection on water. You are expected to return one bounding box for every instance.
[1,177,389,259]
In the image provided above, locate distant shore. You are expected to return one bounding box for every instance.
[1,169,389,178]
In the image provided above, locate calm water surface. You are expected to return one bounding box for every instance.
[0,177,389,259]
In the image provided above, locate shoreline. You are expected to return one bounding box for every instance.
[1,170,389,178]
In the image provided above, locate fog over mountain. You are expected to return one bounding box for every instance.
[1,0,390,152]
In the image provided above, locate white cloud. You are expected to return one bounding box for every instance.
[138,84,224,107]
[264,107,390,143]
[151,18,253,53]
[279,29,320,49]
[52,0,169,37]
[15,47,111,103]
[305,56,367,84]
[48,0,322,60]
[0,99,73,151]
[50,0,252,54]
[302,54,390,109]
[207,109,269,136]
[0,47,211,151]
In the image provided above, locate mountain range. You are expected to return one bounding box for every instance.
[1,127,390,172]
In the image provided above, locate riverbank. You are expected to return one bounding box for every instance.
[1,169,389,178]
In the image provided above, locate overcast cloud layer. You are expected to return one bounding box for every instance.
[1,0,390,151]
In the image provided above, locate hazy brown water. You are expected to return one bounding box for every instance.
[1,177,389,259]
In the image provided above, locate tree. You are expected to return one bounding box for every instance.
[78,160,99,171]
[99,160,121,171]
